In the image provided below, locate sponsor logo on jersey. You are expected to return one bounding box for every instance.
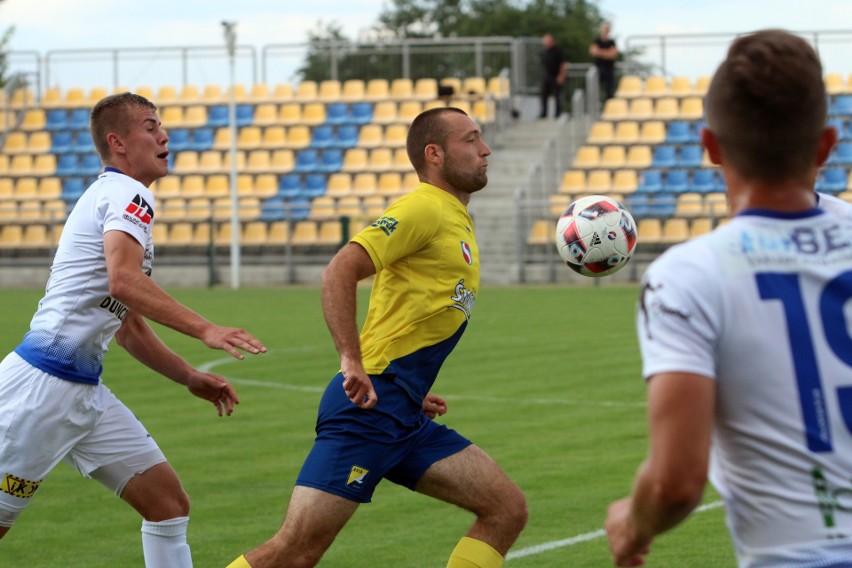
[461,241,473,265]
[123,194,154,232]
[99,295,130,321]
[1,473,41,499]
[372,216,399,236]
[347,465,369,487]
[450,278,477,321]
[640,280,690,340]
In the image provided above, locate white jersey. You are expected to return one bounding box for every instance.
[817,191,852,221]
[638,205,852,566]
[14,169,155,385]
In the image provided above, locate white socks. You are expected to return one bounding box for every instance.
[141,516,193,568]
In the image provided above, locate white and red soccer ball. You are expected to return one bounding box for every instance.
[555,195,638,277]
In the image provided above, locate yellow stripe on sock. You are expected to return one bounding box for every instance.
[446,536,504,568]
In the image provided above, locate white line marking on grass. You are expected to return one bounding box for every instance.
[505,501,724,562]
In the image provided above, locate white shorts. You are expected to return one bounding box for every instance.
[0,352,165,526]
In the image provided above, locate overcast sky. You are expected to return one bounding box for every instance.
[3,0,851,89]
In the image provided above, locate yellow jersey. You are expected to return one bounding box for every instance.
[351,183,480,402]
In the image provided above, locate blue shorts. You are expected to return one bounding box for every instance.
[296,373,472,503]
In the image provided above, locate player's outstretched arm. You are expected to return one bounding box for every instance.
[321,242,377,409]
[116,311,240,415]
[104,230,267,359]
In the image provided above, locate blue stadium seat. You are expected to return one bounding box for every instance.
[277,174,302,198]
[72,131,95,154]
[692,168,717,193]
[830,95,852,117]
[61,177,85,201]
[190,127,214,151]
[236,104,254,127]
[259,196,286,221]
[829,142,852,165]
[311,126,335,149]
[350,102,373,125]
[56,153,80,177]
[285,196,311,221]
[664,169,689,193]
[207,105,229,128]
[652,145,677,168]
[650,194,677,218]
[325,103,350,125]
[666,121,692,144]
[816,167,848,193]
[293,149,319,173]
[79,153,102,176]
[68,108,90,131]
[45,109,68,132]
[317,149,343,173]
[678,145,704,168]
[637,170,663,193]
[51,131,73,154]
[828,118,846,140]
[167,128,191,152]
[334,125,359,148]
[302,174,327,197]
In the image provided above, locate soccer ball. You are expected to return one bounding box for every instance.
[555,195,638,277]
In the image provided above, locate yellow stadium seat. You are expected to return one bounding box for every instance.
[238,126,263,150]
[363,195,387,217]
[615,75,642,98]
[601,98,628,121]
[292,220,319,245]
[463,77,487,97]
[267,221,290,244]
[440,77,463,97]
[690,217,714,238]
[318,80,342,101]
[357,124,385,148]
[527,219,552,246]
[637,218,662,244]
[414,78,438,101]
[341,79,366,102]
[310,196,336,218]
[318,220,343,245]
[253,103,278,126]
[336,196,362,217]
[488,75,511,99]
[390,78,415,100]
[270,149,295,173]
[587,121,614,145]
[0,177,12,198]
[254,174,278,198]
[626,145,652,169]
[402,171,420,190]
[173,151,199,174]
[613,121,639,144]
[0,224,23,247]
[159,106,184,128]
[37,177,61,199]
[246,150,271,173]
[248,83,271,103]
[472,99,495,124]
[15,177,38,198]
[20,109,46,131]
[10,154,34,176]
[41,87,63,108]
[302,102,326,126]
[198,150,224,174]
[694,75,712,96]
[18,199,42,221]
[449,99,472,116]
[10,88,35,110]
[155,176,182,198]
[134,86,154,100]
[560,170,586,194]
[205,174,229,197]
[825,73,844,95]
[377,172,403,196]
[352,172,378,195]
[257,125,285,149]
[586,169,612,192]
[639,121,666,144]
[178,84,200,104]
[644,76,668,97]
[653,97,679,121]
[392,148,413,173]
[33,154,57,176]
[185,197,212,221]
[679,97,704,120]
[549,194,571,216]
[152,223,168,244]
[43,199,67,222]
[612,170,638,194]
[398,101,422,124]
[156,85,178,105]
[662,218,690,244]
[3,132,27,154]
[271,83,294,102]
[676,193,705,218]
[294,81,318,102]
[669,76,694,97]
[629,97,654,120]
[277,103,301,125]
[326,173,353,196]
[242,221,268,245]
[342,148,369,172]
[365,79,390,101]
[22,224,50,248]
[384,124,408,148]
[706,192,728,217]
[183,105,207,128]
[166,222,193,246]
[211,198,233,222]
[600,145,626,168]
[573,146,600,169]
[27,131,52,154]
[160,198,186,221]
[372,101,398,124]
[181,175,206,197]
[235,175,254,198]
[285,125,311,150]
[63,87,86,107]
[86,86,108,107]
[204,84,227,104]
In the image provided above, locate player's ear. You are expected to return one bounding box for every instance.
[424,142,443,165]
[107,132,126,156]
[815,125,839,168]
[700,127,722,166]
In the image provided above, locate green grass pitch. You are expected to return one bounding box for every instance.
[0,285,735,567]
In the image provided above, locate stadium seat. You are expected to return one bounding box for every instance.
[155,85,178,105]
[615,75,642,98]
[254,174,279,198]
[692,168,718,193]
[278,103,302,125]
[190,127,214,151]
[317,220,343,245]
[473,100,496,124]
[334,124,360,149]
[664,169,690,193]
[160,106,184,129]
[679,97,704,120]
[20,109,46,132]
[817,167,848,193]
[270,149,295,173]
[45,109,68,132]
[653,97,679,120]
[326,173,353,196]
[181,175,205,197]
[0,224,23,248]
[41,87,63,108]
[666,121,692,144]
[168,128,191,152]
[629,98,654,120]
[341,79,366,102]
[294,149,319,173]
[159,198,186,221]
[350,102,373,125]
[637,170,663,193]
[440,77,463,98]
[363,195,388,217]
[351,172,378,195]
[71,132,95,154]
[372,101,398,125]
[610,121,638,144]
[67,108,90,131]
[829,142,852,164]
[368,148,393,172]
[178,84,201,104]
[527,219,553,246]
[253,103,278,127]
[414,78,438,101]
[61,177,86,201]
[398,101,423,124]
[155,176,182,198]
[278,174,302,198]
[706,192,728,217]
[694,76,712,96]
[294,81,319,102]
[679,145,704,168]
[690,217,714,238]
[612,169,638,194]
[242,220,269,246]
[588,121,614,145]
[318,80,342,102]
[644,76,667,98]
[15,177,38,198]
[626,145,653,169]
[365,79,390,101]
[487,75,511,99]
[300,103,325,126]
[303,174,327,198]
[56,154,80,177]
[236,104,254,127]
[286,126,312,150]
[573,146,600,169]
[652,145,677,168]
[384,124,408,148]
[635,218,662,244]
[271,83,294,101]
[245,150,271,174]
[661,218,690,243]
[9,154,34,176]
[317,148,344,173]
[310,196,336,218]
[206,105,228,128]
[586,170,612,192]
[198,150,226,174]
[205,175,229,197]
[342,148,369,172]
[831,95,852,116]
[669,76,694,97]
[600,146,626,168]
[377,172,403,196]
[676,193,705,217]
[22,224,51,248]
[325,103,350,126]
[51,131,73,154]
[237,126,262,150]
[560,170,585,194]
[311,125,335,149]
[261,125,287,149]
[79,154,103,176]
[2,132,26,154]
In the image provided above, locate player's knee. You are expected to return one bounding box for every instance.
[501,484,529,534]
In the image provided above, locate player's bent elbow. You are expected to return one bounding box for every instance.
[652,472,706,514]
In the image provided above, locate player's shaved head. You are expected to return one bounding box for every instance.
[90,92,158,161]
[406,106,469,173]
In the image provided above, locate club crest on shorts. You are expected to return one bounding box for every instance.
[460,241,472,265]
[1,473,41,499]
[347,465,369,488]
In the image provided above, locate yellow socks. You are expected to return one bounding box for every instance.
[446,537,504,568]
[225,554,252,568]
